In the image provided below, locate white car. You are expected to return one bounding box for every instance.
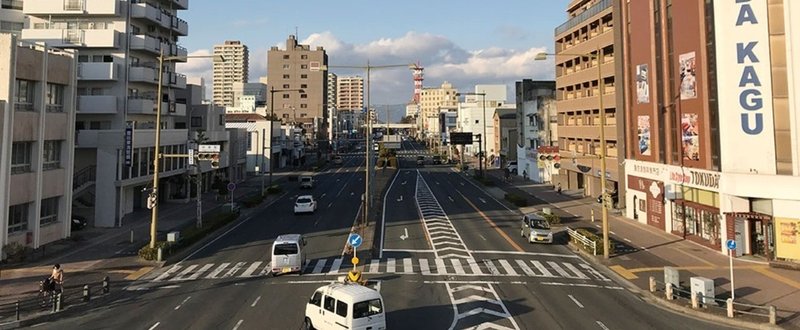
[506,161,518,174]
[294,195,317,214]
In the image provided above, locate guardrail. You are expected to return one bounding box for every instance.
[0,276,112,325]
[649,277,777,325]
[566,227,598,256]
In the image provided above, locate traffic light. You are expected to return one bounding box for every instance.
[602,193,613,209]
[197,152,220,168]
[147,193,157,210]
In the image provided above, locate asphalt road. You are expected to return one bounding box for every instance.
[31,140,736,330]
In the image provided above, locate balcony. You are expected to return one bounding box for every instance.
[171,16,188,36]
[130,34,161,54]
[128,97,155,115]
[172,0,187,10]
[169,44,188,60]
[78,95,117,114]
[77,62,118,81]
[21,28,118,48]
[162,72,186,89]
[23,0,120,15]
[130,2,162,25]
[162,102,186,117]
[130,66,158,84]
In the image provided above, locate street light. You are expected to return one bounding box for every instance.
[265,87,305,195]
[456,92,487,178]
[322,62,419,226]
[149,50,224,249]
[535,46,611,259]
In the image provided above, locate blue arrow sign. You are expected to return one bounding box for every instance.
[348,233,362,248]
[726,239,736,251]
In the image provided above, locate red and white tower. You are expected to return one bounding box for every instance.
[411,62,424,103]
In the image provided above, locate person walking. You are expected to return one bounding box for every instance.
[556,183,562,194]
[504,167,510,182]
[50,264,64,293]
[522,170,528,181]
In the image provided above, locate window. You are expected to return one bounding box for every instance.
[353,299,383,319]
[282,84,290,88]
[46,83,65,112]
[301,84,307,88]
[283,55,290,59]
[8,203,28,234]
[300,114,307,118]
[283,74,290,79]
[309,291,322,307]
[324,297,336,313]
[282,114,289,118]
[300,94,307,99]
[335,300,348,317]
[40,197,59,226]
[273,243,298,255]
[282,64,290,69]
[191,116,202,128]
[301,74,308,79]
[301,64,308,69]
[283,94,290,99]
[219,114,224,125]
[42,140,62,170]
[301,55,308,59]
[14,79,34,111]
[11,142,32,174]
[300,104,307,108]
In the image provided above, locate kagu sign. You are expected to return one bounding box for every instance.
[735,2,765,135]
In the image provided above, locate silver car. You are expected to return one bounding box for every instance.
[271,234,307,275]
[520,213,553,244]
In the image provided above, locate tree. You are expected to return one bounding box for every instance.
[400,116,415,124]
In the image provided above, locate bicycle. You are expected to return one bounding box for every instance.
[38,278,62,308]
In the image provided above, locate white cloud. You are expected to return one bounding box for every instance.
[178,31,555,105]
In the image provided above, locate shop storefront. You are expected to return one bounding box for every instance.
[627,175,665,231]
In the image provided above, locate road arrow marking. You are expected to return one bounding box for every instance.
[397,195,403,202]
[401,181,407,185]
[479,198,487,204]
[400,228,409,240]
[448,196,454,202]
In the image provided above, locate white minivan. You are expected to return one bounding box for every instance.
[304,281,386,330]
[271,234,307,275]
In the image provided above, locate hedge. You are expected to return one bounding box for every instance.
[473,174,495,186]
[571,228,614,255]
[242,194,264,208]
[266,185,282,194]
[504,193,528,207]
[537,211,561,225]
[138,210,240,261]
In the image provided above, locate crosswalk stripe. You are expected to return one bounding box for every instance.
[484,260,500,276]
[172,265,198,281]
[312,259,326,274]
[580,263,610,281]
[563,262,589,279]
[451,259,466,275]
[435,258,448,275]
[420,259,433,275]
[223,262,246,278]
[468,259,484,275]
[387,258,396,273]
[403,258,413,274]
[530,260,555,277]
[206,263,230,279]
[368,259,380,274]
[515,260,535,276]
[153,265,181,282]
[499,259,518,276]
[547,261,571,278]
[239,262,263,278]
[187,264,214,280]
[328,258,343,274]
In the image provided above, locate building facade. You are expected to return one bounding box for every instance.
[493,108,517,168]
[554,0,619,199]
[0,0,24,36]
[266,35,329,143]
[456,85,507,162]
[515,80,557,183]
[336,76,363,111]
[0,35,77,258]
[22,0,191,227]
[419,81,458,140]
[213,40,249,107]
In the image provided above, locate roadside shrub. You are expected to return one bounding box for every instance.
[266,185,282,194]
[242,194,264,207]
[571,228,614,255]
[388,157,398,168]
[2,242,30,262]
[138,241,172,261]
[504,193,528,207]
[537,212,561,225]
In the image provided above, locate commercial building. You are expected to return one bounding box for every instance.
[494,108,517,168]
[0,0,24,36]
[553,0,619,198]
[515,80,557,183]
[0,35,77,258]
[266,35,329,144]
[21,0,191,227]
[456,85,507,161]
[213,40,249,107]
[419,81,458,140]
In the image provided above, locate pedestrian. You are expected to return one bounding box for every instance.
[504,167,510,182]
[50,264,64,293]
[557,183,562,194]
[522,170,528,181]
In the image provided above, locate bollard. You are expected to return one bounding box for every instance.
[83,284,91,302]
[130,230,134,243]
[727,298,734,318]
[15,301,19,320]
[51,295,57,312]
[769,306,777,325]
[591,209,595,222]
[691,290,699,309]
[102,276,110,294]
[649,276,656,293]
[55,294,62,312]
[157,247,163,262]
[666,284,673,301]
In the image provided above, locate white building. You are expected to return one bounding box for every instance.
[21,0,191,227]
[0,0,24,36]
[456,85,507,160]
[213,40,249,107]
[515,80,556,183]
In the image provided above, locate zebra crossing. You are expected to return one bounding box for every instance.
[144,257,611,282]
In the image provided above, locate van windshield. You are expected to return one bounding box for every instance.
[531,219,550,230]
[273,243,298,255]
[301,177,311,182]
[353,298,383,319]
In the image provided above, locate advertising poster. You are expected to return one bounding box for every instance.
[681,113,700,161]
[637,115,651,156]
[636,64,650,104]
[679,52,697,100]
[776,218,800,260]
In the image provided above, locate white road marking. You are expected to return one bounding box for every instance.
[483,260,500,276]
[530,261,555,277]
[251,296,261,307]
[311,259,326,274]
[451,259,466,275]
[435,258,448,275]
[471,250,581,258]
[240,262,264,278]
[148,322,160,330]
[479,197,487,204]
[328,202,333,208]
[403,258,413,274]
[562,263,589,279]
[206,263,230,279]
[420,259,432,275]
[547,261,571,278]
[223,262,247,278]
[610,231,616,235]
[367,259,380,274]
[580,264,611,281]
[327,258,343,274]
[541,282,624,290]
[499,259,518,276]
[321,193,326,198]
[158,285,180,289]
[387,258,396,273]
[186,264,213,280]
[595,224,601,228]
[232,319,244,330]
[448,196,454,202]
[478,234,487,241]
[596,321,610,330]
[624,238,632,243]
[153,265,181,282]
[174,296,191,310]
[515,260,535,277]
[568,295,585,308]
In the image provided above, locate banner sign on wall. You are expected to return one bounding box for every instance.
[713,0,777,174]
[775,218,800,260]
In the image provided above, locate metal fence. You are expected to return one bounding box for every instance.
[0,277,112,325]
[566,227,598,256]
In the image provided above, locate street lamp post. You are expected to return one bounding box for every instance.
[536,46,611,258]
[149,51,224,249]
[265,87,305,196]
[456,92,487,178]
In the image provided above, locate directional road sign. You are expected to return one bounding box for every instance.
[348,233,362,248]
[726,239,736,251]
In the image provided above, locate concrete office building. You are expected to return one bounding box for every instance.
[267,35,329,144]
[0,35,77,258]
[515,80,557,183]
[21,0,191,227]
[213,40,249,107]
[0,0,24,36]
[553,0,619,199]
[231,82,265,108]
[456,85,507,160]
[420,81,458,140]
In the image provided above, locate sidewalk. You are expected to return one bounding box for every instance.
[479,168,800,328]
[0,171,293,313]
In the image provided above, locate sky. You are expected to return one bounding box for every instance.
[177,0,571,105]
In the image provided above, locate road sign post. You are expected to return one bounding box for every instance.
[227,182,236,212]
[348,233,363,272]
[726,239,736,300]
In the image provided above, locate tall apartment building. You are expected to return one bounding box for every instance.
[618,0,800,264]
[1,35,77,258]
[327,73,337,142]
[213,40,249,107]
[336,76,364,111]
[420,81,458,138]
[21,0,191,227]
[553,0,619,199]
[267,35,329,142]
[0,0,24,36]
[515,80,557,183]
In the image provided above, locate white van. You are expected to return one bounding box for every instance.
[300,174,314,189]
[304,281,386,330]
[271,234,307,275]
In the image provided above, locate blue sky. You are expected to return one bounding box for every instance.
[178,0,571,104]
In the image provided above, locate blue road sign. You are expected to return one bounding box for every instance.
[348,233,363,248]
[227,182,236,192]
[726,239,736,251]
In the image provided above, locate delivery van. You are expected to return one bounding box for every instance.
[271,234,307,275]
[304,281,386,330]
